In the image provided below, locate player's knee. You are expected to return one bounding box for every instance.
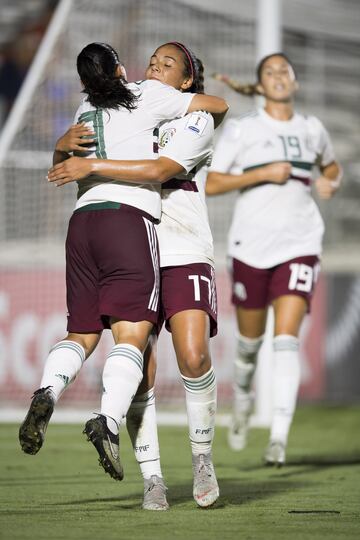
[178,349,211,378]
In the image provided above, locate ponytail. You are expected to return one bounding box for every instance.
[212,74,260,96]
[77,42,138,111]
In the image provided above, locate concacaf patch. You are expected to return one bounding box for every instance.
[159,127,177,148]
[185,113,208,135]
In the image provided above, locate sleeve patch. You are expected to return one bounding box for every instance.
[185,113,208,135]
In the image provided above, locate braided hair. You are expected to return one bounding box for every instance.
[213,52,297,97]
[77,42,138,110]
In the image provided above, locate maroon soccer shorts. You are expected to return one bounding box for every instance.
[230,255,320,310]
[159,262,218,337]
[66,203,160,332]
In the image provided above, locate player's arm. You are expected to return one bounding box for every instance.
[206,162,292,195]
[52,123,96,165]
[47,156,185,186]
[188,94,229,128]
[314,160,343,200]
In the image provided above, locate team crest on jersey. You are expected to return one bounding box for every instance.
[186,113,208,135]
[159,128,176,148]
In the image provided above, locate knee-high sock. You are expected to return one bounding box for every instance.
[126,388,162,479]
[40,340,85,402]
[234,333,263,413]
[270,334,301,445]
[101,344,143,434]
[182,367,217,456]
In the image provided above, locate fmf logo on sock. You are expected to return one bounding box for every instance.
[135,444,150,452]
[195,428,212,435]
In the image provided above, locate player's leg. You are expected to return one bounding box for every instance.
[84,319,153,481]
[163,263,219,507]
[264,294,306,466]
[126,336,169,511]
[265,256,319,466]
[83,207,160,481]
[230,307,267,451]
[19,210,104,455]
[170,308,219,508]
[228,258,269,451]
[19,332,100,455]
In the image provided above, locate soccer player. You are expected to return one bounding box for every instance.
[48,42,222,508]
[207,53,342,466]
[19,41,228,504]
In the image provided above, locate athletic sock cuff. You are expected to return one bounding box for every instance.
[181,367,216,393]
[273,335,299,352]
[236,332,264,356]
[49,340,86,364]
[108,344,143,372]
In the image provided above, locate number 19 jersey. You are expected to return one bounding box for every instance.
[210,108,336,268]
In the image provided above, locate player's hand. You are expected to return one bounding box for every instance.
[261,162,292,184]
[55,123,96,153]
[47,156,93,185]
[314,175,339,199]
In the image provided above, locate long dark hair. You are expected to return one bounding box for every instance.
[77,42,138,110]
[165,41,205,94]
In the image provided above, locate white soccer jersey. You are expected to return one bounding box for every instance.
[156,111,215,267]
[73,80,194,219]
[209,108,336,268]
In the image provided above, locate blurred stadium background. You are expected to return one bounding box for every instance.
[0,0,359,422]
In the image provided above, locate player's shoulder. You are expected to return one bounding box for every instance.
[184,110,214,135]
[132,79,179,95]
[160,111,213,140]
[301,112,327,133]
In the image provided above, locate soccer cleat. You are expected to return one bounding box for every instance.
[192,453,219,508]
[142,475,169,511]
[19,387,55,455]
[83,415,124,481]
[264,440,286,467]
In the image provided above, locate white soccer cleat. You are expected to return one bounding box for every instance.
[264,440,286,467]
[192,453,219,508]
[142,475,169,511]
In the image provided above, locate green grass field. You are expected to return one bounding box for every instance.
[1,405,360,540]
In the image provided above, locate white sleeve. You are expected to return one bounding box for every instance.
[307,116,336,167]
[159,112,214,173]
[208,118,244,173]
[145,80,194,122]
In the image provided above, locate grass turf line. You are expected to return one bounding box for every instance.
[0,405,359,540]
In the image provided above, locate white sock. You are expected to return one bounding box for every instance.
[270,334,301,445]
[182,367,217,456]
[234,333,263,414]
[100,344,143,434]
[40,340,85,402]
[126,388,162,479]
